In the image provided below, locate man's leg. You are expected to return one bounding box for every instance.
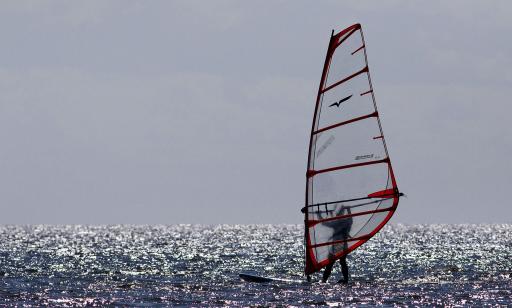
[338,255,349,283]
[322,262,334,283]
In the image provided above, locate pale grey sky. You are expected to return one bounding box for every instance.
[0,1,511,224]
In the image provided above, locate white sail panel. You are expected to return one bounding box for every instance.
[317,73,375,130]
[308,164,392,205]
[311,118,387,171]
[324,28,366,90]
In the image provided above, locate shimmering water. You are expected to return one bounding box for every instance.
[0,224,510,306]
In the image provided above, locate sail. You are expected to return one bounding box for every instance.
[304,24,401,275]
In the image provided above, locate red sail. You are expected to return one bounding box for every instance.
[304,24,401,275]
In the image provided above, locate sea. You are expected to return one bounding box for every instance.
[0,224,510,307]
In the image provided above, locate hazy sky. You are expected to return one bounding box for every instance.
[0,1,511,224]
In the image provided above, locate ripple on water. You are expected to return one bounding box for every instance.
[0,224,510,306]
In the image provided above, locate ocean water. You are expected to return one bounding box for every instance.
[0,224,510,306]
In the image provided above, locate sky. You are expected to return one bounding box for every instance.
[0,1,511,224]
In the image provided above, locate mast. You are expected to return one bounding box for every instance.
[304,29,335,276]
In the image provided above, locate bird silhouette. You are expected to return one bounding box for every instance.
[329,94,353,108]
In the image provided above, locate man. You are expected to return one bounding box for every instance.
[320,205,353,283]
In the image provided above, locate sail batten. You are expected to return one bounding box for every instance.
[302,193,398,211]
[310,234,373,249]
[313,111,378,134]
[304,24,401,275]
[321,66,369,93]
[307,158,389,178]
[307,206,397,227]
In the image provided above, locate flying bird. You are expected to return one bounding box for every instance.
[329,94,353,108]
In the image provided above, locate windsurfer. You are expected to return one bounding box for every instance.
[320,205,353,283]
[303,24,401,285]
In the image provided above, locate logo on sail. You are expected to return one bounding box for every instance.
[355,154,374,160]
[329,94,353,108]
[316,135,335,157]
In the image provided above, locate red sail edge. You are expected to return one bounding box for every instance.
[304,24,401,276]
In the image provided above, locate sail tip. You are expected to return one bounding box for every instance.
[332,23,362,45]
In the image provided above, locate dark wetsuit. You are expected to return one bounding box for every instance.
[321,206,353,283]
